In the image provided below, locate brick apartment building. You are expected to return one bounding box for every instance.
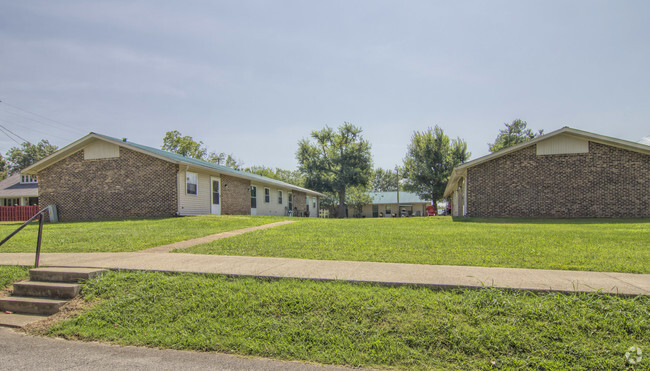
[23,133,322,221]
[444,127,650,218]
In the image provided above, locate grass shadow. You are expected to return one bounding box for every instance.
[451,217,650,225]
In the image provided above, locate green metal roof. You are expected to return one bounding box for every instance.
[92,133,323,196]
[369,191,430,205]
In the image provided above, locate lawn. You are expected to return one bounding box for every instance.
[0,265,29,289]
[46,270,649,370]
[182,216,650,273]
[0,215,288,253]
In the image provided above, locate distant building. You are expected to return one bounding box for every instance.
[444,127,650,218]
[23,133,323,221]
[0,174,39,207]
[348,191,431,218]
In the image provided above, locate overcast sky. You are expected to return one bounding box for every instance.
[1,0,648,170]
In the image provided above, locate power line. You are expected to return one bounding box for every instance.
[0,99,87,135]
[0,124,29,143]
[0,119,76,143]
[0,126,22,146]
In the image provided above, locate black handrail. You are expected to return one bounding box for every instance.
[0,208,49,267]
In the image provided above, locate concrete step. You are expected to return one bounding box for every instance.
[12,281,81,299]
[29,267,107,283]
[0,296,68,315]
[0,312,48,328]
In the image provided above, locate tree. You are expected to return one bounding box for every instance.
[489,119,543,153]
[162,131,242,169]
[245,165,305,187]
[346,185,372,217]
[5,140,58,174]
[0,155,7,180]
[208,152,243,170]
[402,126,469,203]
[162,130,207,159]
[371,167,399,192]
[296,122,373,218]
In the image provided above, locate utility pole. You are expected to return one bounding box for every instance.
[396,166,400,217]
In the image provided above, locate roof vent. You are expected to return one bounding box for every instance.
[122,138,127,142]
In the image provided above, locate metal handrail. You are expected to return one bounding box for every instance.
[0,208,49,267]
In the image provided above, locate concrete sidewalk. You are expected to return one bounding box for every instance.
[1,252,648,296]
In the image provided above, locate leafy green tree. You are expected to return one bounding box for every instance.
[162,131,242,169]
[371,167,399,192]
[208,152,242,170]
[402,126,469,203]
[296,122,373,218]
[0,155,8,180]
[346,185,372,217]
[489,119,543,153]
[5,140,58,174]
[162,130,207,159]
[245,165,305,187]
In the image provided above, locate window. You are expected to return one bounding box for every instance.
[251,186,257,208]
[385,207,392,216]
[3,198,20,206]
[212,180,220,205]
[372,205,379,217]
[20,175,37,184]
[186,172,197,195]
[306,196,310,212]
[313,199,316,209]
[278,190,283,204]
[264,188,270,203]
[288,193,293,210]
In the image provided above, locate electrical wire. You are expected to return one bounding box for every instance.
[0,124,29,143]
[0,99,87,135]
[0,126,22,146]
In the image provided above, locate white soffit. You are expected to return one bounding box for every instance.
[84,140,120,160]
[536,134,588,156]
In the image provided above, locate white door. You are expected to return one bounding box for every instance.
[250,185,257,215]
[210,176,221,215]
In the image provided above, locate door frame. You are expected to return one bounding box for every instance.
[210,176,221,215]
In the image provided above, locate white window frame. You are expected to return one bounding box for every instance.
[186,172,198,195]
[20,175,38,184]
[251,185,257,208]
[264,187,270,203]
[278,190,283,204]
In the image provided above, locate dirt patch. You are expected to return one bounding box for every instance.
[0,286,12,298]
[22,297,96,335]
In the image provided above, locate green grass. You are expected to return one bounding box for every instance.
[182,216,650,273]
[0,265,29,289]
[0,215,288,253]
[48,270,649,369]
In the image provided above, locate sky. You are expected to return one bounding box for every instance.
[1,0,649,170]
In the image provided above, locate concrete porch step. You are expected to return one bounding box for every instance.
[12,281,81,299]
[0,312,48,328]
[0,296,68,315]
[29,267,107,283]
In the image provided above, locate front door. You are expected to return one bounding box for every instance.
[210,176,221,215]
[250,185,257,215]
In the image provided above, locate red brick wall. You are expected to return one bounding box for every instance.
[38,148,178,221]
[221,174,251,215]
[466,142,650,218]
[292,191,307,216]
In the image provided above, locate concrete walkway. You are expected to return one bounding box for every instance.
[1,252,648,296]
[140,220,296,253]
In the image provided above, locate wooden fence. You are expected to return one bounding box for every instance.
[0,205,39,222]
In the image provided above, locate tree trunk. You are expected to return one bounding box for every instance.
[337,189,346,218]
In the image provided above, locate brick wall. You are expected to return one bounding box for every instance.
[466,142,650,218]
[293,191,307,216]
[38,147,178,221]
[221,174,251,215]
